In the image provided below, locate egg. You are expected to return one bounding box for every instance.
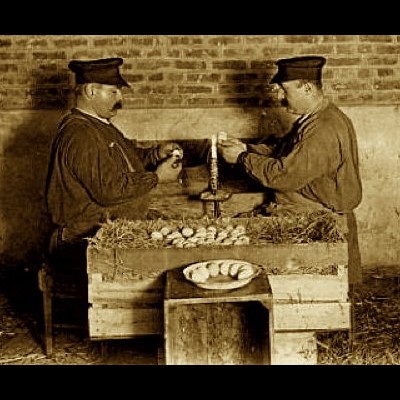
[150,231,163,240]
[219,261,231,276]
[207,262,220,277]
[160,226,171,236]
[191,266,210,282]
[229,262,242,278]
[237,264,254,280]
[182,227,194,238]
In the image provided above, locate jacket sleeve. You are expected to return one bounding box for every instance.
[60,124,159,206]
[240,125,341,192]
[121,136,160,168]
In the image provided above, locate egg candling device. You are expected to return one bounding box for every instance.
[200,132,231,218]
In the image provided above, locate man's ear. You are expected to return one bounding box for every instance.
[303,81,313,95]
[83,83,94,97]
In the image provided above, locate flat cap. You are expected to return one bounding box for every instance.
[270,56,326,84]
[68,57,130,87]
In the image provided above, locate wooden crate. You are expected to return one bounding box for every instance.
[87,239,348,341]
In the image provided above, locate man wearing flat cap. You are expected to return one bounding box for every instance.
[45,57,182,280]
[218,55,363,284]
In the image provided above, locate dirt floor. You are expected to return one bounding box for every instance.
[0,262,399,365]
[0,263,163,365]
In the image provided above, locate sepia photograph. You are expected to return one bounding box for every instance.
[0,34,399,365]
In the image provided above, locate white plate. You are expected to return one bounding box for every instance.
[183,259,261,290]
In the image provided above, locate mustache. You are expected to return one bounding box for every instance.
[112,101,123,110]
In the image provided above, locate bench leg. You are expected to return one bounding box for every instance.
[43,291,53,356]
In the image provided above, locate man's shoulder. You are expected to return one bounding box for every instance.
[58,109,93,129]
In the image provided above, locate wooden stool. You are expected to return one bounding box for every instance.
[37,262,88,356]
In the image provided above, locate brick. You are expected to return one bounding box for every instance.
[219,84,253,94]
[284,35,321,44]
[146,49,162,57]
[359,35,394,43]
[32,51,67,60]
[250,61,275,69]
[0,64,18,73]
[188,97,222,106]
[375,45,400,54]
[367,56,398,65]
[208,36,242,46]
[336,45,358,54]
[53,38,89,47]
[121,73,144,83]
[71,50,104,59]
[93,37,130,47]
[358,69,371,79]
[169,36,191,46]
[148,73,164,81]
[225,73,258,82]
[130,37,156,46]
[175,60,206,69]
[322,36,355,42]
[298,45,334,54]
[30,39,48,47]
[212,60,247,70]
[177,85,213,94]
[184,49,219,58]
[223,48,255,57]
[137,60,170,69]
[166,49,181,58]
[327,57,361,66]
[113,50,142,58]
[377,69,394,77]
[374,80,400,90]
[0,38,12,47]
[0,52,26,60]
[244,36,278,45]
[166,73,184,82]
[187,73,221,83]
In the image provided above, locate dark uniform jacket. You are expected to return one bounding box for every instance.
[45,108,160,240]
[240,99,362,213]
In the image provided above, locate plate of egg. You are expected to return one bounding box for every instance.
[183,259,261,290]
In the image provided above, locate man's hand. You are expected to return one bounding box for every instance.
[157,142,183,161]
[218,139,247,164]
[155,155,183,183]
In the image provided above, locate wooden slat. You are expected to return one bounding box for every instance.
[88,307,162,338]
[87,241,348,278]
[273,302,351,331]
[271,331,317,365]
[88,290,161,304]
[268,268,349,302]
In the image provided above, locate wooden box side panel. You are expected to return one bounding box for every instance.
[88,276,163,304]
[164,302,270,365]
[88,307,162,339]
[273,302,351,332]
[271,332,318,365]
[87,242,348,279]
[267,266,349,302]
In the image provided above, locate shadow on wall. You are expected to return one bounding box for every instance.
[0,66,71,271]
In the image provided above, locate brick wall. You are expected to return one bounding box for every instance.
[0,34,399,269]
[1,35,400,110]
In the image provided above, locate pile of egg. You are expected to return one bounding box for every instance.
[150,224,251,248]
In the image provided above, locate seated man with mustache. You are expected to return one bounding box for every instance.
[45,58,182,281]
